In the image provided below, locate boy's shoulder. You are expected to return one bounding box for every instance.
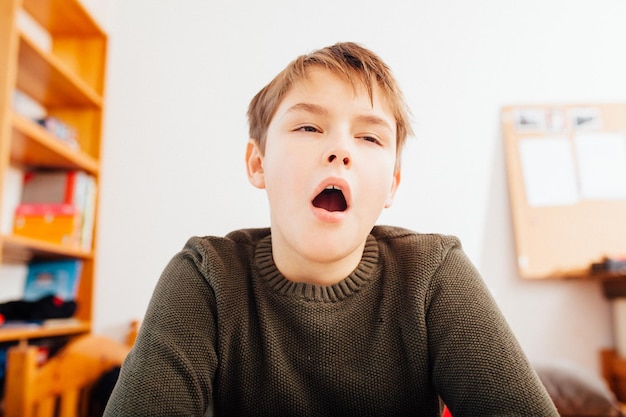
[224,227,272,245]
[190,227,271,246]
[371,225,461,249]
[179,229,271,278]
[372,225,467,278]
[182,228,270,259]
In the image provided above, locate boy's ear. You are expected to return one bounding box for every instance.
[246,140,266,189]
[384,169,401,208]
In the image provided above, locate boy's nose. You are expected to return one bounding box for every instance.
[327,154,351,166]
[324,133,352,168]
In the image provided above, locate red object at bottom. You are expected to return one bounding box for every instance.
[442,406,452,417]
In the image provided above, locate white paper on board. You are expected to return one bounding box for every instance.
[574,132,626,200]
[518,137,580,207]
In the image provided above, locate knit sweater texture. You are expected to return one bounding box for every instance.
[104,226,558,416]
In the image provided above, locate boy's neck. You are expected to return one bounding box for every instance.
[270,233,367,286]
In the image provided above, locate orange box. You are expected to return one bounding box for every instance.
[13,203,82,247]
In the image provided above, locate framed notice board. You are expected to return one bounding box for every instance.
[502,103,626,279]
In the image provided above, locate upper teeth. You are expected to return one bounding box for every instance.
[325,185,342,191]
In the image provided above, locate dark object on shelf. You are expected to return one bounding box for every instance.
[0,295,76,324]
[592,257,626,275]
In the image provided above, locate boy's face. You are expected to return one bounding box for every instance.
[246,68,400,282]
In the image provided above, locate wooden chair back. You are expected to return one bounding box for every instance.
[3,334,130,417]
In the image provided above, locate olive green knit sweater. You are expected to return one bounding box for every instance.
[104,226,558,416]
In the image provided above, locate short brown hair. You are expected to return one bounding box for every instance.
[247,42,413,166]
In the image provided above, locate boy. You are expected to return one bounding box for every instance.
[104,42,558,416]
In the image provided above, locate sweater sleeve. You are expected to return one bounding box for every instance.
[104,241,218,417]
[425,240,559,416]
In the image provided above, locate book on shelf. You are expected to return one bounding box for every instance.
[23,259,83,302]
[79,175,97,250]
[36,116,79,150]
[14,170,97,249]
[12,90,45,121]
[13,91,80,150]
[13,203,82,246]
[21,170,90,206]
[0,166,22,234]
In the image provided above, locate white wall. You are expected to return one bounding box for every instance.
[88,0,626,374]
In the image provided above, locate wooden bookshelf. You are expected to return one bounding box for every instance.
[0,0,106,344]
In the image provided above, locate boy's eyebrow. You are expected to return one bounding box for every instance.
[355,114,394,133]
[286,102,329,116]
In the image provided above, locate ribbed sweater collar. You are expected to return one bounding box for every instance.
[254,233,379,302]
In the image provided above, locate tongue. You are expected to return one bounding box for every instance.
[313,189,347,212]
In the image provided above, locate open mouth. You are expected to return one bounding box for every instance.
[312,185,348,212]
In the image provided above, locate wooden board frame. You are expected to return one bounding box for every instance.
[502,103,626,279]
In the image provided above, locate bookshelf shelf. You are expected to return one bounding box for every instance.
[1,234,93,263]
[23,0,105,37]
[17,33,102,108]
[11,112,99,174]
[0,319,90,343]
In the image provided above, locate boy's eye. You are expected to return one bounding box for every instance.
[361,135,382,145]
[296,125,319,133]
